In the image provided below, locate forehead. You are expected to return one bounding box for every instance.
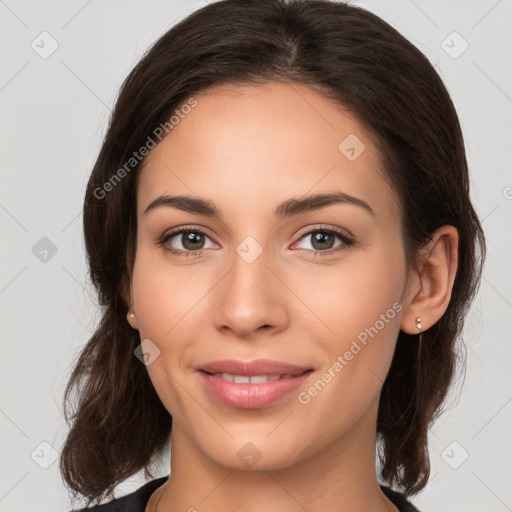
[137,82,399,223]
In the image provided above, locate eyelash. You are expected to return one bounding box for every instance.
[156,224,355,259]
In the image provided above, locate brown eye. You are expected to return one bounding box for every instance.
[309,231,337,251]
[178,231,206,251]
[157,227,218,257]
[292,226,355,257]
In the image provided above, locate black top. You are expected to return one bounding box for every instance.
[72,476,420,511]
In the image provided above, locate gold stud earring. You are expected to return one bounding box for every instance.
[416,316,422,331]
[127,311,137,326]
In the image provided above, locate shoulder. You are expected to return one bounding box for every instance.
[380,485,421,512]
[69,476,169,512]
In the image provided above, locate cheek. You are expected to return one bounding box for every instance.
[130,250,199,418]
[130,245,217,405]
[295,298,403,449]
[314,240,406,343]
[301,240,406,411]
[131,244,209,340]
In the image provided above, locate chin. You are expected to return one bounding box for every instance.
[202,435,309,472]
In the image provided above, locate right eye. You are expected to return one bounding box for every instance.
[157,227,219,257]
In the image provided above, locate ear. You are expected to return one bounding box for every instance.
[121,273,139,330]
[400,225,459,334]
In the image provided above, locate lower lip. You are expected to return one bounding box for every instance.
[198,370,313,409]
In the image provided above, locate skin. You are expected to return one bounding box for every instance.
[124,82,458,512]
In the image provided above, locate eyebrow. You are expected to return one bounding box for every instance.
[143,192,375,218]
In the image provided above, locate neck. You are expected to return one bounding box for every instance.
[154,401,398,512]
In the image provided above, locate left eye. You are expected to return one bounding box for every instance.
[293,229,351,252]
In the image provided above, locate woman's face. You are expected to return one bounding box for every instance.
[129,82,410,470]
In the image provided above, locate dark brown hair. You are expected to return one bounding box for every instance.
[60,0,485,506]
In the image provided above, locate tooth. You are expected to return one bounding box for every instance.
[210,373,286,383]
[250,375,270,383]
[249,375,281,383]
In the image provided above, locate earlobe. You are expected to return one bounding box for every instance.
[127,311,139,330]
[121,274,138,330]
[400,225,459,334]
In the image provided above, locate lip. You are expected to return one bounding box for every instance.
[197,359,314,409]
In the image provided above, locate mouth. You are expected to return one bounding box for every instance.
[197,359,314,409]
[198,358,313,377]
[200,371,312,384]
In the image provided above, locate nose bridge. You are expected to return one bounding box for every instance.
[213,235,287,336]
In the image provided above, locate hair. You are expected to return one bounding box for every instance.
[60,0,485,506]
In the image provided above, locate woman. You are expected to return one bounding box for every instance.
[60,0,485,511]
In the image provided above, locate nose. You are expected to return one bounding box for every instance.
[212,246,289,339]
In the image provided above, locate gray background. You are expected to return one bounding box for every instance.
[1,0,511,510]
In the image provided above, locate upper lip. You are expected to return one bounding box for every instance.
[198,359,312,376]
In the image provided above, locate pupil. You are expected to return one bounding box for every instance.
[183,232,203,250]
[312,232,333,250]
